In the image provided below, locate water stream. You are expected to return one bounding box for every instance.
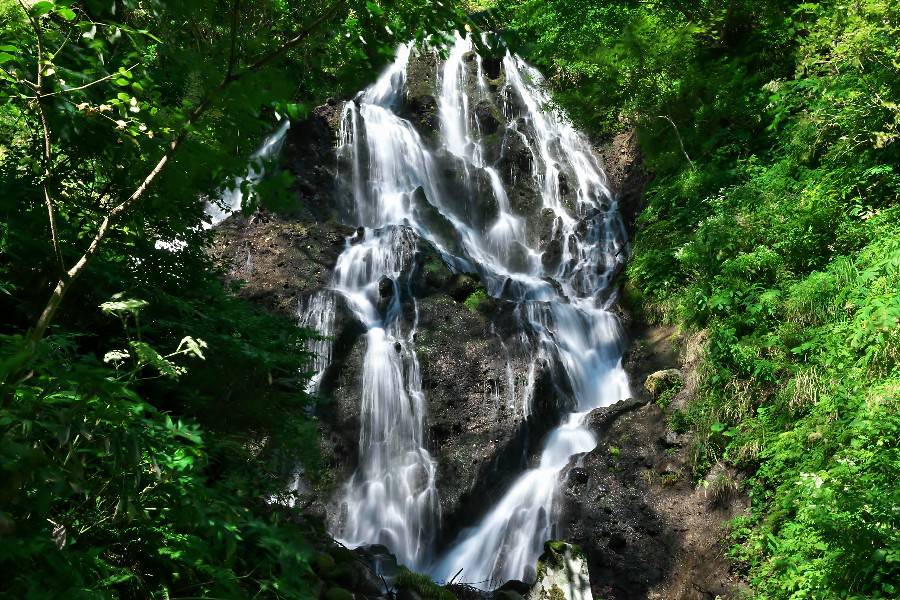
[301,34,631,587]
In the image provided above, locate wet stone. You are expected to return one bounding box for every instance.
[378,276,394,298]
[475,99,500,134]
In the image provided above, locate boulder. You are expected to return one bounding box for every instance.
[643,369,684,400]
[447,274,481,302]
[408,94,439,131]
[475,99,500,135]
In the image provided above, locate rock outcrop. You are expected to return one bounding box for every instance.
[210,38,746,600]
[559,326,749,600]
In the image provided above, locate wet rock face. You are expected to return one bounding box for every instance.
[415,288,530,535]
[210,38,675,598]
[283,103,343,221]
[475,99,500,134]
[596,130,651,235]
[407,94,439,131]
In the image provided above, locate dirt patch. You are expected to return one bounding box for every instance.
[208,210,353,316]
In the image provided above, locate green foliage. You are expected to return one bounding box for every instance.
[463,287,489,312]
[497,0,900,597]
[655,386,677,410]
[0,0,470,596]
[0,333,319,598]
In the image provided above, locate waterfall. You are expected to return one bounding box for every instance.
[426,37,630,588]
[312,45,442,570]
[301,34,631,585]
[206,119,291,228]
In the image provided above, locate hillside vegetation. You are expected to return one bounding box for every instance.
[491,0,899,597]
[0,0,460,596]
[2,0,898,598]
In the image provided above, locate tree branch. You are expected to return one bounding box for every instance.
[32,64,139,99]
[27,3,343,346]
[18,0,66,275]
[227,0,240,78]
[657,114,695,170]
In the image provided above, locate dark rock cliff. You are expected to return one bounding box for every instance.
[213,48,588,544]
[209,43,745,600]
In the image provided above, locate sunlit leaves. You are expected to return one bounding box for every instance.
[100,294,148,317]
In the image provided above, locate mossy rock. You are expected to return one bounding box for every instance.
[395,567,455,600]
[536,540,587,579]
[644,369,684,399]
[312,551,338,579]
[328,546,356,565]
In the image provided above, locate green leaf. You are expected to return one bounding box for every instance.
[100,294,149,317]
[129,341,184,379]
[176,336,207,360]
[58,7,77,21]
[31,2,54,17]
[366,1,385,17]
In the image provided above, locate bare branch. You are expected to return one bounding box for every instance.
[34,64,140,99]
[49,27,72,61]
[37,105,66,274]
[657,114,695,170]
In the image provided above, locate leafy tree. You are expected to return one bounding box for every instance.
[1,0,462,345]
[0,0,467,596]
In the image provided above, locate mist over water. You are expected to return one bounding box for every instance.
[301,34,631,585]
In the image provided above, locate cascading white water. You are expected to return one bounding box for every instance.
[206,119,291,228]
[425,37,630,588]
[329,226,439,568]
[309,45,443,570]
[301,34,631,585]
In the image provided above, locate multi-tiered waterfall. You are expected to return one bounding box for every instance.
[301,33,631,587]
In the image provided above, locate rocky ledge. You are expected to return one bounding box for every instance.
[311,539,594,600]
[557,321,750,599]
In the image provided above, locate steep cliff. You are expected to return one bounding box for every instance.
[209,40,743,599]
